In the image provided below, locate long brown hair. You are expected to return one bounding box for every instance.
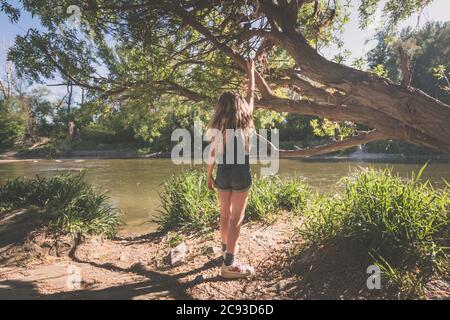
[208,91,254,135]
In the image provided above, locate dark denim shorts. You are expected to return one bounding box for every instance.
[215,164,252,192]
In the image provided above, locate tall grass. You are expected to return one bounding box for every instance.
[156,169,219,231]
[247,175,308,221]
[300,165,449,298]
[0,173,121,237]
[156,169,309,231]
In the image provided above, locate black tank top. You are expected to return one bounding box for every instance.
[218,135,250,166]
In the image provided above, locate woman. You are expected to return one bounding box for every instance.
[206,58,255,279]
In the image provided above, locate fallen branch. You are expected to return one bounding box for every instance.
[257,130,385,158]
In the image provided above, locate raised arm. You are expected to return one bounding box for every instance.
[245,58,255,112]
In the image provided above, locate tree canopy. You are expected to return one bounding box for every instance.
[2,0,450,155]
[368,21,450,105]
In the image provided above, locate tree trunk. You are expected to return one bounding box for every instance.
[173,4,450,154]
[266,30,450,153]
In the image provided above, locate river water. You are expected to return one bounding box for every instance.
[1,158,449,236]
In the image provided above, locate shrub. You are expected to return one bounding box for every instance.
[299,193,344,245]
[80,122,135,143]
[0,111,24,149]
[246,175,280,221]
[16,143,59,158]
[0,178,29,211]
[157,169,309,230]
[156,169,219,231]
[247,175,308,221]
[0,173,121,237]
[277,176,309,213]
[299,165,449,297]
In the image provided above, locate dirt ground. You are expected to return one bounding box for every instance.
[0,210,448,300]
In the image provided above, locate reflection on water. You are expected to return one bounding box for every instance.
[1,159,449,236]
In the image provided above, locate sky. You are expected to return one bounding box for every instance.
[0,0,449,102]
[324,0,450,61]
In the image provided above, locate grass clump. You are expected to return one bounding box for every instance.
[247,175,308,221]
[300,165,449,298]
[277,176,309,212]
[0,173,121,237]
[156,169,219,231]
[157,169,309,231]
[245,175,280,222]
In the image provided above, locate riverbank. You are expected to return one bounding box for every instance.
[0,149,170,160]
[2,150,450,163]
[0,213,292,299]
[1,211,448,300]
[1,168,448,300]
[2,140,449,162]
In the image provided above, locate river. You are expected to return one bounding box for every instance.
[1,158,449,236]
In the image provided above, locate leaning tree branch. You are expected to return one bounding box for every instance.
[256,94,449,152]
[163,80,210,102]
[256,96,370,124]
[35,32,210,102]
[172,3,273,98]
[277,130,386,157]
[255,2,450,151]
[272,77,342,104]
[37,41,129,96]
[255,128,386,157]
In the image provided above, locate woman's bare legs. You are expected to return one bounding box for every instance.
[226,190,249,255]
[220,190,254,278]
[218,191,232,246]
